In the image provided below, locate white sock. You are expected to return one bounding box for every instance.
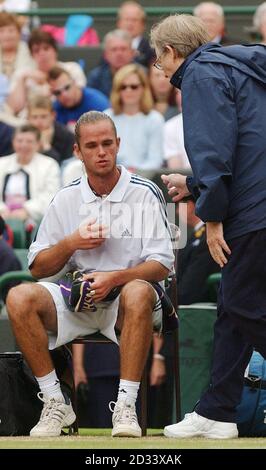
[36,369,64,402]
[117,379,140,405]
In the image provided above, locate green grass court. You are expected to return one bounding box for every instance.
[0,429,265,449]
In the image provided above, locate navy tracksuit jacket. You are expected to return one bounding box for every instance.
[171,43,266,421]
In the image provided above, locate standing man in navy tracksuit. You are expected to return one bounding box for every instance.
[151,14,266,439]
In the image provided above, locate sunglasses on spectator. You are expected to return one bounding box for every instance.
[52,82,72,97]
[119,83,142,91]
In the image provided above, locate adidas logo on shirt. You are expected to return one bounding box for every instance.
[121,228,132,237]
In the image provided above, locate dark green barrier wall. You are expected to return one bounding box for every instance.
[22,4,259,42]
[178,303,216,418]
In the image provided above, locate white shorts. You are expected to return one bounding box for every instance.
[39,281,162,350]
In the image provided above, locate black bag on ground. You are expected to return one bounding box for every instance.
[0,347,75,436]
[0,352,42,435]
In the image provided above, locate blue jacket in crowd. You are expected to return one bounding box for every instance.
[54,87,109,126]
[171,43,266,240]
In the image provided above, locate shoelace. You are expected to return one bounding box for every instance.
[109,401,116,413]
[37,392,66,424]
[109,400,138,425]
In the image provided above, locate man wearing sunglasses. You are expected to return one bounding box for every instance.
[48,66,109,132]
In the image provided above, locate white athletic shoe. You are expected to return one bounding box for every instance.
[30,393,76,437]
[164,411,238,439]
[110,400,141,437]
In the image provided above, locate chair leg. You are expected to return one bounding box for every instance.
[66,347,79,435]
[173,329,181,422]
[140,362,148,436]
[71,384,79,435]
[52,345,79,435]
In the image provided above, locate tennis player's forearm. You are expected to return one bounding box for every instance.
[30,237,75,278]
[112,260,169,286]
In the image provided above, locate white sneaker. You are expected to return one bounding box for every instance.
[164,412,238,439]
[30,393,76,437]
[109,400,141,437]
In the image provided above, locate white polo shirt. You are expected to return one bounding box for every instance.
[163,113,190,169]
[28,166,175,274]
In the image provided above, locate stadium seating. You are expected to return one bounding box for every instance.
[58,45,102,75]
[14,249,29,271]
[33,2,257,43]
[5,220,27,249]
[0,249,34,352]
[0,249,34,296]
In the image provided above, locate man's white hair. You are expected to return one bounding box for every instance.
[253,2,266,31]
[103,28,132,48]
[194,2,224,19]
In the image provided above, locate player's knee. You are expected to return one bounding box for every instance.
[7,284,39,321]
[121,280,156,311]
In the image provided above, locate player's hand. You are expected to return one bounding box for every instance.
[68,218,108,250]
[206,222,231,268]
[73,366,88,389]
[82,271,118,302]
[150,357,166,386]
[161,173,191,202]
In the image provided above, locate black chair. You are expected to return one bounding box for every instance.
[5,219,27,249]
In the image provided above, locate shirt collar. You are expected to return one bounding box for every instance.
[213,34,222,43]
[170,43,220,89]
[9,152,38,171]
[80,165,132,203]
[132,36,141,49]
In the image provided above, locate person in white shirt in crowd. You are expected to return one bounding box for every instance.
[253,2,266,44]
[0,0,30,10]
[105,63,164,171]
[7,29,86,117]
[0,124,60,225]
[163,90,190,170]
[61,154,84,186]
[116,1,154,67]
[6,110,174,438]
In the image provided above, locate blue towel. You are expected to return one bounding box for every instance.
[65,15,93,46]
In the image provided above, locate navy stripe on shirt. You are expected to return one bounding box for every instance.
[131,175,165,206]
[130,176,171,236]
[64,177,82,188]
